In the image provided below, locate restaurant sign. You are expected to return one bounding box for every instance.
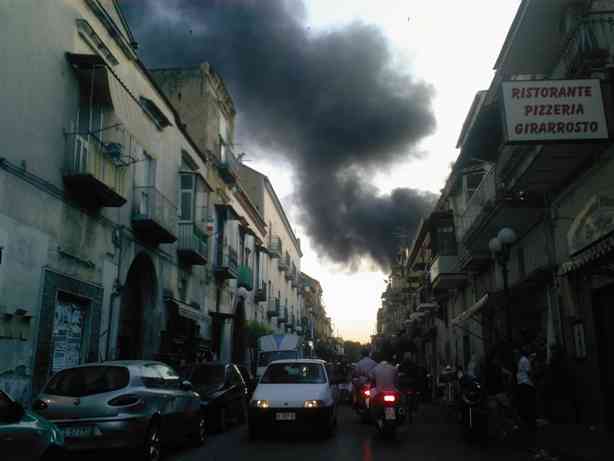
[501,79,608,143]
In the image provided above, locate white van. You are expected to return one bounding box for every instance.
[256,334,304,379]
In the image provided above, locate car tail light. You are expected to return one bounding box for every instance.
[108,394,142,407]
[32,399,48,411]
[383,394,397,403]
[363,389,371,397]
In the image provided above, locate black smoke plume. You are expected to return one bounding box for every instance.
[122,0,437,270]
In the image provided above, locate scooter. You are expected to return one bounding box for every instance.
[398,372,420,424]
[368,389,406,438]
[354,382,373,423]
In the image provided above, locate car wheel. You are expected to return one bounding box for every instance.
[191,412,206,447]
[143,421,162,461]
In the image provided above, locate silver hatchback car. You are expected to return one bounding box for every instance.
[33,361,205,461]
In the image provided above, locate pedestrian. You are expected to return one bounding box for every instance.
[515,346,537,450]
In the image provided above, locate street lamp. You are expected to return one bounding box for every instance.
[489,227,517,345]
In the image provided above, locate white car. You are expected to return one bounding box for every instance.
[248,359,338,439]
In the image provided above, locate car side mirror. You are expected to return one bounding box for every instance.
[180,380,193,391]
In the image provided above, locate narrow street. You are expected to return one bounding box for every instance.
[167,404,519,461]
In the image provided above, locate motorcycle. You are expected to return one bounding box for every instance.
[354,382,373,422]
[398,372,420,423]
[368,389,406,438]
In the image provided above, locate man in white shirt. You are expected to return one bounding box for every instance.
[515,347,536,448]
[352,349,377,406]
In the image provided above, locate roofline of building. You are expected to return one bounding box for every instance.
[149,63,237,116]
[113,0,137,46]
[494,0,530,71]
[233,183,267,237]
[242,164,303,257]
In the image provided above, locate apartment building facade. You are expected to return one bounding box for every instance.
[0,0,223,401]
[390,0,614,427]
[0,0,305,403]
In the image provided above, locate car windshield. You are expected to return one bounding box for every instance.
[261,363,326,384]
[45,366,129,397]
[191,365,226,386]
[258,351,298,367]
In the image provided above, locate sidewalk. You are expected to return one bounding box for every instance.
[426,400,612,461]
[533,421,613,461]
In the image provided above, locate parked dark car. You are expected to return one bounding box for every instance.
[0,390,65,460]
[184,362,248,432]
[237,365,257,398]
[33,361,205,461]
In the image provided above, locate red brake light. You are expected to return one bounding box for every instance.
[108,394,142,407]
[363,389,371,397]
[33,399,48,411]
[383,394,396,403]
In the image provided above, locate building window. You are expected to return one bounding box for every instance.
[179,173,195,222]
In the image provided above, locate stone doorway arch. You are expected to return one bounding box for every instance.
[117,252,158,360]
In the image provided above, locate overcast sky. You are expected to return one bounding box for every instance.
[243,0,521,342]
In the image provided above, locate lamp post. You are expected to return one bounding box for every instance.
[489,227,517,345]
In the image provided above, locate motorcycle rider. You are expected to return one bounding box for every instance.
[368,353,401,424]
[352,348,377,407]
[369,353,400,397]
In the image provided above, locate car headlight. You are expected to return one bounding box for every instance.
[251,400,270,409]
[304,400,323,408]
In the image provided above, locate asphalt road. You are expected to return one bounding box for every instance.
[166,403,524,461]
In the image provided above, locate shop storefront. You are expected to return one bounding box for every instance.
[559,199,614,429]
[159,297,211,369]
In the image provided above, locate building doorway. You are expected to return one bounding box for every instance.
[117,253,157,360]
[232,299,246,364]
[592,283,614,431]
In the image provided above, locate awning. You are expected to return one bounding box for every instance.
[107,67,162,159]
[451,294,489,327]
[559,233,614,276]
[165,297,205,322]
[406,312,426,324]
[65,53,111,105]
[416,302,439,313]
[209,311,235,320]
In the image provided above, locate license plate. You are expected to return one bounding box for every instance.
[276,412,296,421]
[385,407,396,420]
[63,425,94,438]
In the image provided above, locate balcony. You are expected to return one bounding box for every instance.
[177,223,208,266]
[267,299,280,318]
[285,265,294,281]
[132,186,177,244]
[291,272,299,288]
[430,255,466,291]
[217,144,239,184]
[278,256,288,272]
[557,11,614,78]
[457,167,497,244]
[214,245,239,279]
[269,236,282,259]
[238,265,254,291]
[255,281,267,303]
[64,133,127,208]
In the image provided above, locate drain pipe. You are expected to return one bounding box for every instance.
[106,225,124,360]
